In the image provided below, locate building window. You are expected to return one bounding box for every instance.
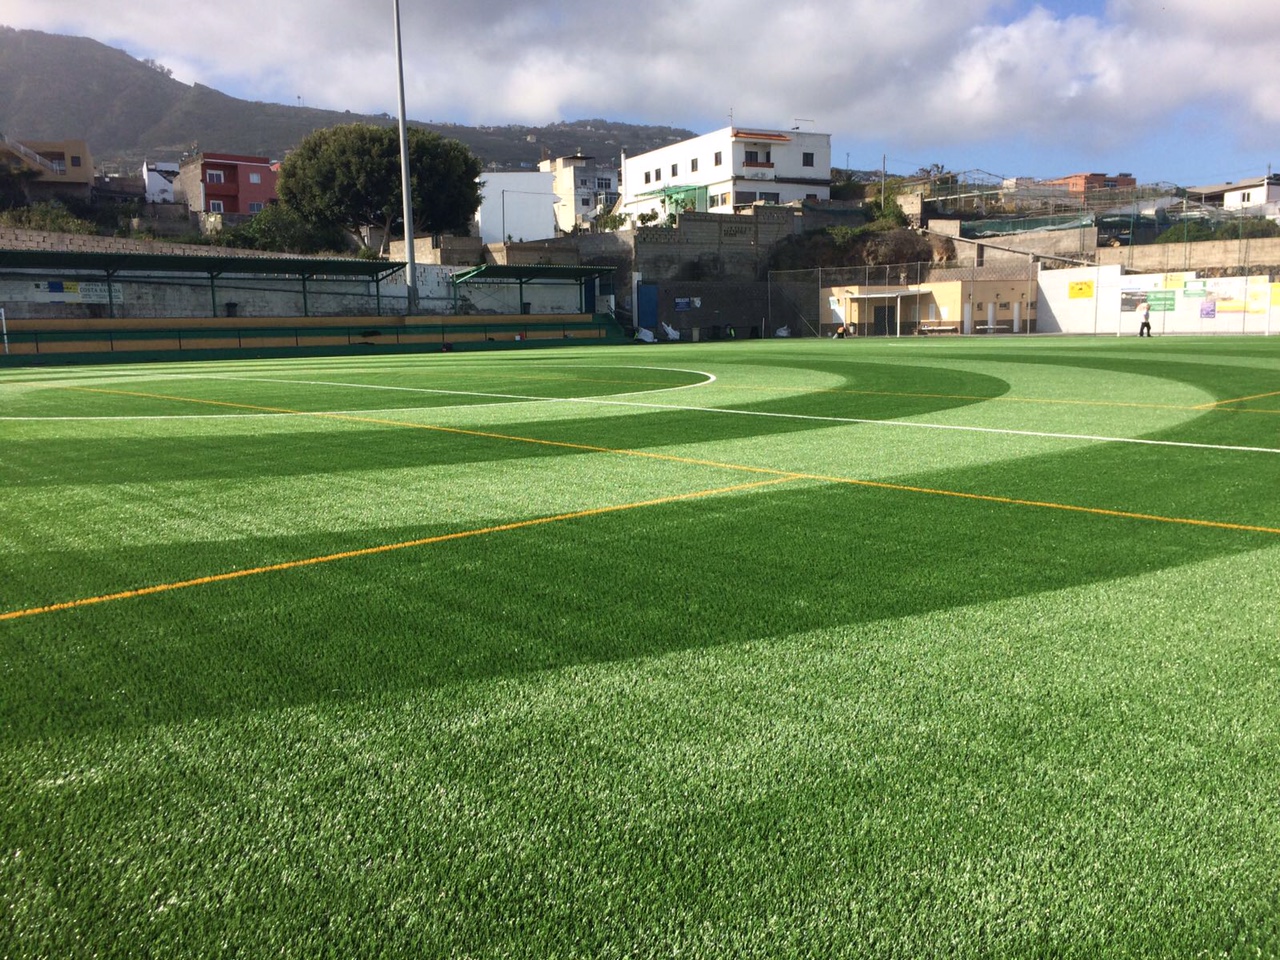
[654,168,661,181]
[644,171,651,184]
[579,178,589,187]
[207,170,225,184]
[596,177,611,190]
[745,150,759,163]
[1242,191,1252,203]
[71,155,82,167]
[802,152,814,167]
[759,192,780,203]
[581,197,591,207]
[248,201,264,213]
[806,193,818,200]
[714,151,722,166]
[734,191,756,205]
[249,172,262,184]
[691,158,698,173]
[209,200,224,213]
[671,163,678,176]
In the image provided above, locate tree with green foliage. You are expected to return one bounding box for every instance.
[592,210,629,232]
[220,202,346,254]
[277,124,482,253]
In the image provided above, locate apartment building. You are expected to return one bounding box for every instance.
[618,126,831,220]
[538,153,619,233]
[174,152,278,216]
[0,135,95,202]
[1041,172,1137,197]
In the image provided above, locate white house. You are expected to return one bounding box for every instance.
[1187,174,1280,212]
[538,153,619,233]
[618,126,831,221]
[1221,175,1280,212]
[474,171,559,244]
[142,161,180,203]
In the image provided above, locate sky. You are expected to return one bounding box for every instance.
[5,0,1280,187]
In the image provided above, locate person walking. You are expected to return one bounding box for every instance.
[1139,302,1152,337]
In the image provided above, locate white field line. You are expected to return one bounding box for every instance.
[190,367,718,402]
[4,369,1277,456]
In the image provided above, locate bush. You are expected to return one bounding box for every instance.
[0,201,96,234]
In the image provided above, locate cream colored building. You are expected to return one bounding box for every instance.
[0,135,95,202]
[824,275,1038,336]
[538,154,618,233]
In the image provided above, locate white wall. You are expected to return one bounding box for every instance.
[475,172,558,244]
[143,162,179,203]
[381,263,586,316]
[1037,265,1278,335]
[1036,265,1123,334]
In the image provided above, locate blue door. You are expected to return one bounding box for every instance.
[637,282,658,330]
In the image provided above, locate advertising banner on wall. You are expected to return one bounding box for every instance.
[25,281,123,304]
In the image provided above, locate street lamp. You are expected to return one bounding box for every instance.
[392,0,417,313]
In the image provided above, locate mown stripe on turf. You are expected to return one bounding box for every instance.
[68,386,1280,537]
[0,477,800,622]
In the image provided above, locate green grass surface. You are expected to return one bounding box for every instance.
[2,337,1279,958]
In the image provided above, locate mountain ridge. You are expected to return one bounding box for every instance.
[0,25,696,172]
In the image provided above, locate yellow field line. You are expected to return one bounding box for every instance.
[70,385,1280,536]
[69,386,790,475]
[10,379,1280,622]
[0,476,800,622]
[804,474,1280,536]
[1197,388,1280,409]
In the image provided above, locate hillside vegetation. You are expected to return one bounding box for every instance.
[0,26,694,169]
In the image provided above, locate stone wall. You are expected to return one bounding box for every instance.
[1095,236,1280,276]
[633,207,800,282]
[0,226,286,258]
[930,225,1099,266]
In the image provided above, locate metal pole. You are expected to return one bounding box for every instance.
[1,307,8,354]
[393,0,418,314]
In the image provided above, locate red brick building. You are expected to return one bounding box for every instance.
[175,152,278,216]
[1041,172,1137,197]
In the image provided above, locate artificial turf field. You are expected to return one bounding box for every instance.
[2,335,1279,959]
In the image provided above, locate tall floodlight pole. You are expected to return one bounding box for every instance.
[393,0,418,313]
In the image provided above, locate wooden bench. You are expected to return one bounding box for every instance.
[976,324,1012,333]
[918,324,959,335]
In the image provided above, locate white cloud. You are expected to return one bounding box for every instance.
[4,0,1279,180]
